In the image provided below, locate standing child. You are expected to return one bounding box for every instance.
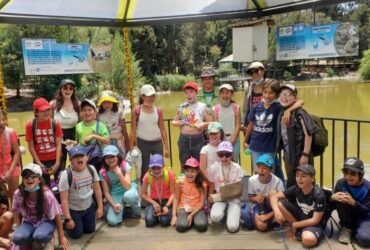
[172,82,212,165]
[270,164,327,247]
[26,98,63,187]
[208,141,244,233]
[330,157,370,247]
[247,154,285,231]
[58,146,103,239]
[129,85,169,181]
[12,163,69,249]
[100,145,141,226]
[141,154,175,227]
[97,93,129,159]
[213,84,241,162]
[171,157,207,233]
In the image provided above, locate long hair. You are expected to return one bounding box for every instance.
[20,179,45,220]
[183,166,204,192]
[102,154,123,171]
[0,183,9,209]
[99,103,119,114]
[54,85,80,114]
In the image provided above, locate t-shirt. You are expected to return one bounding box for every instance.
[247,102,281,153]
[200,144,219,170]
[178,176,207,209]
[75,121,109,146]
[283,185,326,219]
[136,107,162,141]
[54,108,79,129]
[58,165,100,211]
[99,163,132,196]
[12,188,61,227]
[25,119,63,161]
[0,127,20,174]
[177,101,208,127]
[98,110,124,139]
[248,173,285,197]
[142,170,175,200]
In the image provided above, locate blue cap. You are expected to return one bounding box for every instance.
[103,145,119,157]
[69,145,87,158]
[149,154,164,168]
[256,154,274,168]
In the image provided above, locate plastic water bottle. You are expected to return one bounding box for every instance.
[50,175,59,193]
[244,148,251,155]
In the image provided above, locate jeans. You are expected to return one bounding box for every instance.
[176,208,207,232]
[13,221,55,246]
[145,199,172,227]
[66,203,96,239]
[137,138,163,181]
[210,201,241,233]
[178,133,205,166]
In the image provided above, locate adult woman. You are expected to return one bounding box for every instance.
[50,79,80,170]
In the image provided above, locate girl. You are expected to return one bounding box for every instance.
[129,85,169,181]
[141,154,175,227]
[172,82,212,165]
[0,109,20,205]
[97,93,129,159]
[0,185,13,250]
[100,145,141,226]
[50,79,80,171]
[12,163,69,250]
[213,84,241,162]
[171,157,207,233]
[208,141,244,233]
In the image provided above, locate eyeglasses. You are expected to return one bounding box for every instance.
[343,170,358,177]
[279,93,293,98]
[22,174,39,180]
[217,152,233,158]
[62,86,74,91]
[248,69,260,76]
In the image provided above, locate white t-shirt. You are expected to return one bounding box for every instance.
[137,107,162,141]
[58,165,100,211]
[200,144,219,170]
[248,173,285,206]
[54,108,79,129]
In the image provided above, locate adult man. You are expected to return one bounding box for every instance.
[197,67,219,109]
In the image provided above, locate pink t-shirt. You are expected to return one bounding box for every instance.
[142,170,175,200]
[0,127,20,176]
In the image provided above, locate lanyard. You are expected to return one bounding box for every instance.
[154,176,164,205]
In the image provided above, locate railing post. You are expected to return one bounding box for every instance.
[167,119,173,167]
[344,120,348,161]
[331,120,335,190]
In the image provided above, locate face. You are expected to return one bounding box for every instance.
[217,151,233,166]
[249,68,264,81]
[142,94,155,107]
[256,164,272,182]
[201,76,215,91]
[102,101,113,112]
[81,105,96,122]
[279,89,297,108]
[184,89,197,103]
[219,89,232,101]
[263,87,277,104]
[70,154,88,171]
[208,132,221,145]
[184,167,199,182]
[61,84,74,99]
[295,170,314,189]
[37,108,52,121]
[22,171,41,190]
[104,155,118,168]
[343,169,361,186]
[150,166,164,177]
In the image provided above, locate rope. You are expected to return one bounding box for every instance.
[0,63,7,124]
[123,27,135,113]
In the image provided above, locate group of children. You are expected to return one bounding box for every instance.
[0,63,368,249]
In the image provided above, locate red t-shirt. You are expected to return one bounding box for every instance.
[25,119,63,161]
[142,170,175,200]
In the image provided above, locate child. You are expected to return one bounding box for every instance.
[330,157,370,247]
[0,109,20,205]
[276,84,315,187]
[213,84,241,162]
[141,154,175,227]
[100,145,141,226]
[58,146,103,239]
[172,82,212,165]
[171,157,207,233]
[247,154,285,231]
[270,164,327,247]
[129,84,170,181]
[0,185,13,249]
[25,97,63,187]
[98,93,129,159]
[208,141,244,233]
[12,163,69,249]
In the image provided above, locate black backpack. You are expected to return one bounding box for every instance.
[310,115,329,157]
[66,165,95,188]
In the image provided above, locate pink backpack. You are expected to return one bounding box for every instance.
[134,105,163,125]
[213,103,239,120]
[99,161,127,189]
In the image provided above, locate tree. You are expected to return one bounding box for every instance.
[359,49,370,80]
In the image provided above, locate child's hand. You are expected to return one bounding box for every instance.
[187,213,194,227]
[282,110,292,126]
[59,235,70,250]
[113,166,122,176]
[255,194,265,204]
[299,155,309,165]
[65,220,75,230]
[243,142,249,151]
[84,135,96,144]
[164,147,170,158]
[152,202,161,215]
[274,210,285,225]
[170,216,177,227]
[114,203,122,213]
[343,192,356,206]
[96,207,103,219]
[161,206,169,215]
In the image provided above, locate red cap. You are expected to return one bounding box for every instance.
[183,157,200,168]
[183,82,198,92]
[33,98,51,112]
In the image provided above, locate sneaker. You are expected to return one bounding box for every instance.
[339,227,352,244]
[294,229,302,241]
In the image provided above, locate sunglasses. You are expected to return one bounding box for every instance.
[279,93,294,98]
[343,170,358,177]
[62,86,74,91]
[248,69,260,76]
[217,151,233,158]
[22,174,39,180]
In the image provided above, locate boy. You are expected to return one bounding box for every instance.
[331,157,370,247]
[58,146,103,239]
[276,84,316,187]
[25,97,63,186]
[248,154,285,231]
[270,164,327,247]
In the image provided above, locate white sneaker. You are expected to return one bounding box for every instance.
[339,227,352,244]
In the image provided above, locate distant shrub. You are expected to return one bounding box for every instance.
[325,67,335,77]
[359,49,370,81]
[283,71,293,81]
[157,74,195,91]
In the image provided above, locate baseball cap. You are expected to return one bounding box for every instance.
[256,154,274,168]
[219,84,233,92]
[60,79,76,87]
[183,157,200,168]
[295,164,315,176]
[97,93,119,107]
[279,84,297,96]
[102,145,119,157]
[217,141,233,153]
[33,98,51,112]
[140,84,156,96]
[247,62,265,74]
[69,145,87,158]
[81,99,97,110]
[199,67,218,78]
[208,122,223,133]
[183,82,198,92]
[342,157,364,173]
[22,163,42,176]
[149,154,164,168]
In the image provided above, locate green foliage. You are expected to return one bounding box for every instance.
[359,49,370,80]
[283,71,293,81]
[157,74,195,91]
[324,67,335,77]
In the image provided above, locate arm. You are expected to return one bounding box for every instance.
[50,137,62,175]
[292,211,324,229]
[207,181,215,203]
[27,141,44,168]
[243,122,253,150]
[141,181,160,210]
[199,153,208,181]
[54,214,70,250]
[60,190,75,230]
[282,99,304,125]
[162,177,175,215]
[187,185,207,226]
[231,106,241,145]
[170,182,181,227]
[158,111,170,158]
[172,110,184,127]
[269,191,287,225]
[93,181,103,218]
[129,111,137,150]
[121,121,130,150]
[101,180,115,207]
[7,135,21,179]
[299,118,312,165]
[115,167,131,190]
[90,134,110,145]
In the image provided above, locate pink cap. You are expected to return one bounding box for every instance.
[183,157,200,168]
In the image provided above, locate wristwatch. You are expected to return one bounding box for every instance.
[302,152,309,157]
[65,218,72,223]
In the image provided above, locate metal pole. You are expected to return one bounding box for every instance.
[122,27,135,113]
[0,63,8,123]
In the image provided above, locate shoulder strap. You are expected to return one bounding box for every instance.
[135,105,141,123]
[214,104,220,120]
[121,161,126,174]
[156,107,162,126]
[100,168,110,188]
[232,103,239,113]
[95,121,100,134]
[67,168,73,188]
[3,127,12,146]
[164,169,170,186]
[52,119,56,135]
[32,118,37,145]
[87,164,95,179]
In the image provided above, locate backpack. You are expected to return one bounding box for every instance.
[66,165,95,188]
[213,103,239,121]
[134,105,163,125]
[310,115,329,157]
[84,121,103,167]
[99,161,127,189]
[31,118,57,145]
[147,168,171,186]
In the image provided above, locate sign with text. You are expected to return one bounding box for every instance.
[276,22,359,61]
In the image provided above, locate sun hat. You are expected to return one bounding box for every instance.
[81,99,97,110]
[68,145,87,158]
[149,154,165,168]
[217,141,233,153]
[97,93,119,107]
[279,84,297,96]
[256,154,274,168]
[199,67,218,78]
[22,163,42,176]
[342,157,364,174]
[295,164,315,176]
[60,79,76,87]
[219,84,233,92]
[140,84,156,96]
[183,157,200,168]
[183,82,199,92]
[247,62,265,74]
[102,145,119,157]
[208,122,223,133]
[33,98,51,112]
